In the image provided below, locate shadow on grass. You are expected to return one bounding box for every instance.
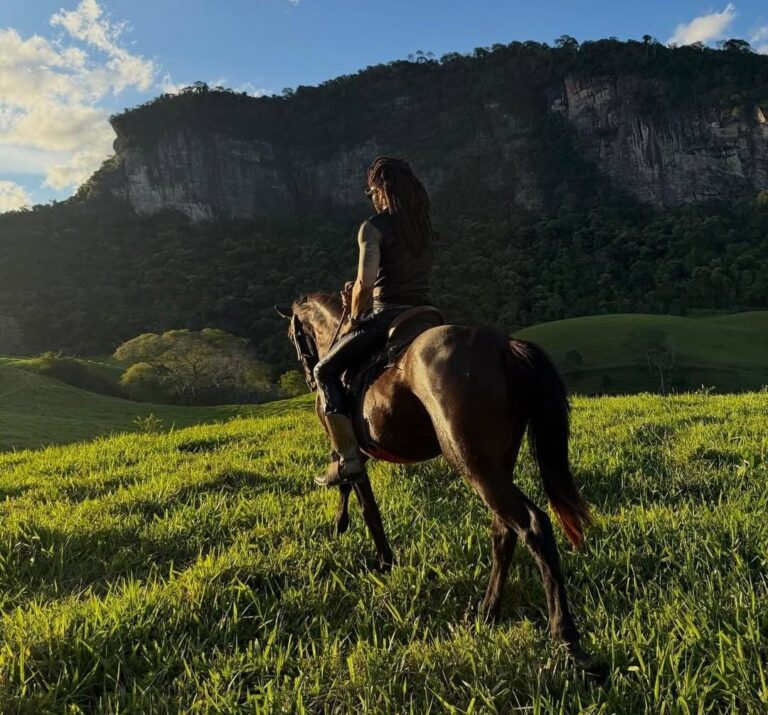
[0,468,315,608]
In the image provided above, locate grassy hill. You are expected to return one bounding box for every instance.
[514,311,768,394]
[0,310,765,451]
[0,360,260,451]
[0,391,765,711]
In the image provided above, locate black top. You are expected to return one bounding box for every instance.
[366,211,432,307]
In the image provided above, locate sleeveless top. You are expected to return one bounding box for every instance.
[366,211,432,307]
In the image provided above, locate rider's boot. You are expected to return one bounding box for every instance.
[315,413,367,487]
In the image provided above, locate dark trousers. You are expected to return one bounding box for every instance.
[313,306,406,415]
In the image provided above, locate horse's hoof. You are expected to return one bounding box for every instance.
[375,554,394,574]
[335,515,350,535]
[567,644,609,683]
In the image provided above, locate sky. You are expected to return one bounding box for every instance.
[1,0,767,212]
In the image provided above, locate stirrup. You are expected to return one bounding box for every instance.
[314,459,367,488]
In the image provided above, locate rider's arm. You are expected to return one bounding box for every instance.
[350,220,381,322]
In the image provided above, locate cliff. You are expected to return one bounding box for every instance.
[2,39,768,362]
[91,40,768,222]
[552,74,768,205]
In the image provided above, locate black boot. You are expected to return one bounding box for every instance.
[315,414,367,487]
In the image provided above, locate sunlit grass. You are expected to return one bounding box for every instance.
[0,391,765,711]
[0,361,261,451]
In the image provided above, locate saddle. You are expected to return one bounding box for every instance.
[341,306,444,455]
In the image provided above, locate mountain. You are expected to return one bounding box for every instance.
[1,38,767,370]
[92,38,768,221]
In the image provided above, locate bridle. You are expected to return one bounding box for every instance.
[289,306,348,392]
[290,314,319,391]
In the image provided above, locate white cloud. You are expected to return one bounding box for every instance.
[50,0,154,92]
[0,146,72,175]
[751,25,768,53]
[158,74,273,98]
[0,1,157,193]
[668,4,737,46]
[237,82,274,97]
[158,72,187,95]
[0,181,33,212]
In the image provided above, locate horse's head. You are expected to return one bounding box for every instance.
[275,292,344,389]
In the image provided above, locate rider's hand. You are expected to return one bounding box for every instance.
[341,281,354,310]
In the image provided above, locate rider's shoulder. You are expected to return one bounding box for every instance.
[363,212,392,235]
[359,215,385,242]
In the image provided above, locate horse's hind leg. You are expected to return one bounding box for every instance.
[440,425,580,645]
[480,512,518,621]
[481,481,580,646]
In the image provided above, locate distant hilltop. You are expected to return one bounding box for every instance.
[83,37,768,222]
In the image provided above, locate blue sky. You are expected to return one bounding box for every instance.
[1,0,767,210]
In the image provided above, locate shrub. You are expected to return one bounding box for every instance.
[119,362,173,403]
[279,370,308,397]
[26,352,123,397]
[132,413,165,434]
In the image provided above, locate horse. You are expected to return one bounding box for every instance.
[276,291,600,672]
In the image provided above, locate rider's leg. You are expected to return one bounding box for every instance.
[313,309,399,487]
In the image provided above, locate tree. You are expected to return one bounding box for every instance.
[646,346,676,395]
[555,35,579,50]
[279,370,308,397]
[717,39,752,53]
[114,329,272,404]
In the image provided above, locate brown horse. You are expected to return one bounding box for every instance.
[278,291,598,669]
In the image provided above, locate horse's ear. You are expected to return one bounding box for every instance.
[274,304,293,319]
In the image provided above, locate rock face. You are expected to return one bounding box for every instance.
[551,75,768,205]
[110,130,386,220]
[101,70,768,222]
[113,131,293,220]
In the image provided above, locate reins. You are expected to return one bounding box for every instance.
[328,306,349,349]
[291,303,348,391]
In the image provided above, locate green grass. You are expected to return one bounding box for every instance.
[0,361,260,451]
[514,311,768,394]
[0,390,766,711]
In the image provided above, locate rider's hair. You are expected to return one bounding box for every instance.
[367,156,433,256]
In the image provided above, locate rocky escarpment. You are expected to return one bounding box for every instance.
[551,75,768,205]
[95,42,768,222]
[109,131,387,221]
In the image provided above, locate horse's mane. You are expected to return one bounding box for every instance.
[309,291,342,313]
[292,292,343,351]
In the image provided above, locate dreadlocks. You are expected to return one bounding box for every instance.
[367,156,433,256]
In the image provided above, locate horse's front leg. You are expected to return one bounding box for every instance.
[353,477,394,572]
[335,482,352,535]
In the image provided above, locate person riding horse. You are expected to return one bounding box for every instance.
[278,167,602,676]
[313,156,434,488]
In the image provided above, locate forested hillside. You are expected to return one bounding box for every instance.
[1,38,767,369]
[2,191,766,368]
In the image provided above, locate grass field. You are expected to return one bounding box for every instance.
[0,390,766,712]
[515,311,768,394]
[0,360,259,451]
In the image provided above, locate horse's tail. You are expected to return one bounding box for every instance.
[509,339,592,549]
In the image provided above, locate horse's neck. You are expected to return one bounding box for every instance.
[308,299,343,357]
